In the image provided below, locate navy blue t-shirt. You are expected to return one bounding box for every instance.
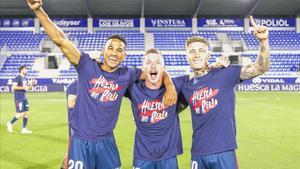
[181,65,242,156]
[66,80,78,122]
[125,77,186,160]
[13,75,27,101]
[70,53,142,140]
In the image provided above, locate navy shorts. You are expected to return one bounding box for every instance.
[133,156,178,169]
[191,150,238,169]
[15,99,29,113]
[68,135,121,169]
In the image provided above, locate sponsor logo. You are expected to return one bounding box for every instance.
[7,79,13,85]
[205,19,236,27]
[12,19,20,27]
[99,19,134,27]
[21,20,30,27]
[52,78,75,84]
[151,19,186,27]
[252,77,262,84]
[54,19,81,27]
[255,19,290,27]
[3,19,10,27]
[29,85,48,92]
[252,77,285,84]
[0,86,10,92]
[237,84,300,91]
[295,77,300,84]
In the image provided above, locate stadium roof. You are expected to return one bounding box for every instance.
[0,0,299,18]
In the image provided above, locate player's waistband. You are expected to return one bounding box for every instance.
[191,146,237,157]
[72,132,114,141]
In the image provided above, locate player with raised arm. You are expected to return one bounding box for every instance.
[180,16,270,169]
[125,48,230,169]
[7,65,36,134]
[27,1,177,168]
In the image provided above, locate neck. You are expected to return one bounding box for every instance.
[100,63,117,73]
[192,66,210,77]
[20,73,25,77]
[145,80,162,90]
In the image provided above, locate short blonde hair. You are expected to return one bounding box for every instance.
[143,48,164,64]
[185,36,209,48]
[144,48,162,56]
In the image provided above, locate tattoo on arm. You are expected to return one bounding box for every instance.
[241,40,270,80]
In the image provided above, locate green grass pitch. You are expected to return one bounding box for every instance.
[1,92,300,169]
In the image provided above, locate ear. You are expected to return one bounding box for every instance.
[141,60,146,72]
[207,51,212,59]
[120,52,127,62]
[141,65,145,72]
[100,49,104,56]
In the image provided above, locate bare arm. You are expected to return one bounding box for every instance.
[240,16,270,80]
[67,95,77,109]
[161,71,177,106]
[12,79,35,91]
[28,0,80,65]
[12,83,27,91]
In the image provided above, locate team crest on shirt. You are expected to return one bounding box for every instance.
[138,99,168,124]
[89,75,122,102]
[189,87,219,114]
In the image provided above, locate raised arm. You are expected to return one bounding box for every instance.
[240,16,270,80]
[27,0,80,65]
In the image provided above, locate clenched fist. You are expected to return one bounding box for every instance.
[27,0,43,11]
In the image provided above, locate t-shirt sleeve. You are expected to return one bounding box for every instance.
[76,52,93,75]
[67,81,78,96]
[172,75,188,92]
[127,67,142,87]
[124,68,141,100]
[172,75,189,114]
[13,76,22,86]
[223,65,242,86]
[13,76,19,84]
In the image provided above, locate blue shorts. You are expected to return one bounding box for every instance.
[133,156,178,169]
[191,150,238,169]
[15,99,29,113]
[68,135,121,169]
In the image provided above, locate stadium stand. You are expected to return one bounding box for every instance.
[0,29,300,78]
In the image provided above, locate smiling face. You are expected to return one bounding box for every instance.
[185,36,211,71]
[102,38,126,72]
[142,52,165,88]
[186,41,210,71]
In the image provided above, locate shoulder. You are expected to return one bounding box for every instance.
[172,75,189,82]
[211,65,242,74]
[67,80,77,88]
